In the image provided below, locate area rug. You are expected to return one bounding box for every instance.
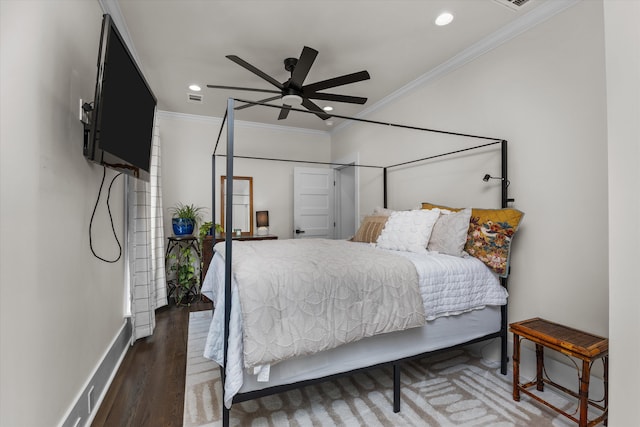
[184,311,580,426]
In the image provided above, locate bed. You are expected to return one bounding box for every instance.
[204,98,521,426]
[202,236,511,408]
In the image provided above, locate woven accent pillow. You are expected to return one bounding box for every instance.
[376,209,440,254]
[421,202,524,277]
[352,215,389,243]
[427,207,472,257]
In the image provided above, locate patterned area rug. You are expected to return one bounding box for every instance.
[184,311,580,427]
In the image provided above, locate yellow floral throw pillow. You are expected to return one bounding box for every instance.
[422,202,524,277]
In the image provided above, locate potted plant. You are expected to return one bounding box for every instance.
[167,246,199,305]
[169,202,205,236]
[198,221,222,241]
[198,221,223,264]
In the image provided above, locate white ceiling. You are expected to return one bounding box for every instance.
[107,0,570,131]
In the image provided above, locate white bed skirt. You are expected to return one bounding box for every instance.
[239,305,502,394]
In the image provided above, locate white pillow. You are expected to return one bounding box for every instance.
[376,209,440,253]
[427,207,472,257]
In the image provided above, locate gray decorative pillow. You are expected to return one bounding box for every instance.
[427,208,472,257]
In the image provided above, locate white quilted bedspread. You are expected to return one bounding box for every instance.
[212,239,425,369]
[202,239,507,408]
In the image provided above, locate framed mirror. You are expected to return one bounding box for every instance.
[221,176,254,235]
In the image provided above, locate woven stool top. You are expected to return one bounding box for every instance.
[510,317,608,358]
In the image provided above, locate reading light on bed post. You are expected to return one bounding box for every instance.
[256,211,269,236]
[482,174,515,204]
[483,173,510,186]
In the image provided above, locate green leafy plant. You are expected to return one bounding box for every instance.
[199,221,213,240]
[168,246,199,306]
[169,202,206,228]
[198,221,213,255]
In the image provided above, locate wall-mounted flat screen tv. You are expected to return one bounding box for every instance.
[84,14,156,181]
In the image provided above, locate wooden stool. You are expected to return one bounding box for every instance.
[510,318,608,427]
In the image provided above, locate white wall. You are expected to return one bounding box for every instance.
[0,1,129,426]
[2,0,634,425]
[333,0,609,369]
[158,112,331,240]
[604,0,640,424]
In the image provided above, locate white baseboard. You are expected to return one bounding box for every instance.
[58,317,132,427]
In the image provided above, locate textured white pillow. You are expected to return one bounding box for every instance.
[427,207,472,257]
[376,209,440,253]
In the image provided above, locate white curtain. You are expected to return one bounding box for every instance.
[127,125,167,341]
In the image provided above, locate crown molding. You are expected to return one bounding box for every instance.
[98,0,147,74]
[333,0,580,133]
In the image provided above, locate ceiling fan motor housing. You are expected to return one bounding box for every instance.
[284,57,298,72]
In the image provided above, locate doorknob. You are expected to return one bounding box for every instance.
[295,229,306,234]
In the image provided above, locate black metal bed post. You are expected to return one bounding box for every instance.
[383,167,388,209]
[222,98,235,427]
[212,154,216,236]
[500,139,509,375]
[501,140,508,209]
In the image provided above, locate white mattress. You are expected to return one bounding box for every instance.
[202,241,507,408]
[239,305,502,394]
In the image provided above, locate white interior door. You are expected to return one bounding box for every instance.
[293,167,334,239]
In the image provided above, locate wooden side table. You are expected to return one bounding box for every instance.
[510,318,608,427]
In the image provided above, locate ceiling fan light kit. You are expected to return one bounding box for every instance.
[282,94,303,106]
[208,46,370,121]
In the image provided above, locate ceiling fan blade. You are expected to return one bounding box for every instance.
[235,95,282,111]
[206,84,281,95]
[305,92,367,105]
[289,46,318,90]
[226,55,284,90]
[302,70,370,93]
[278,105,291,120]
[301,98,331,120]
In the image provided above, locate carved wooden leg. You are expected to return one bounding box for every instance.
[579,359,591,427]
[536,344,544,392]
[513,333,520,401]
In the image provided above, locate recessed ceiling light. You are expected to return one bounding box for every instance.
[326,120,334,126]
[323,105,333,112]
[188,84,202,91]
[435,12,454,26]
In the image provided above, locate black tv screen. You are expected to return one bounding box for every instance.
[84,14,156,181]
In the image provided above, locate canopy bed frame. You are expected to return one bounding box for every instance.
[210,98,513,427]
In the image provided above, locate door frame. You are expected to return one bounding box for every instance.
[333,153,359,240]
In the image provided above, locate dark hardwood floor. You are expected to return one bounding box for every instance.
[92,299,212,427]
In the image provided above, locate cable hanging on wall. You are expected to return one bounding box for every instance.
[89,165,123,263]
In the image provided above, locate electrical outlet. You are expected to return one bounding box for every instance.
[87,385,95,413]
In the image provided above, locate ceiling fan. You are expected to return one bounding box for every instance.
[207,46,370,121]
